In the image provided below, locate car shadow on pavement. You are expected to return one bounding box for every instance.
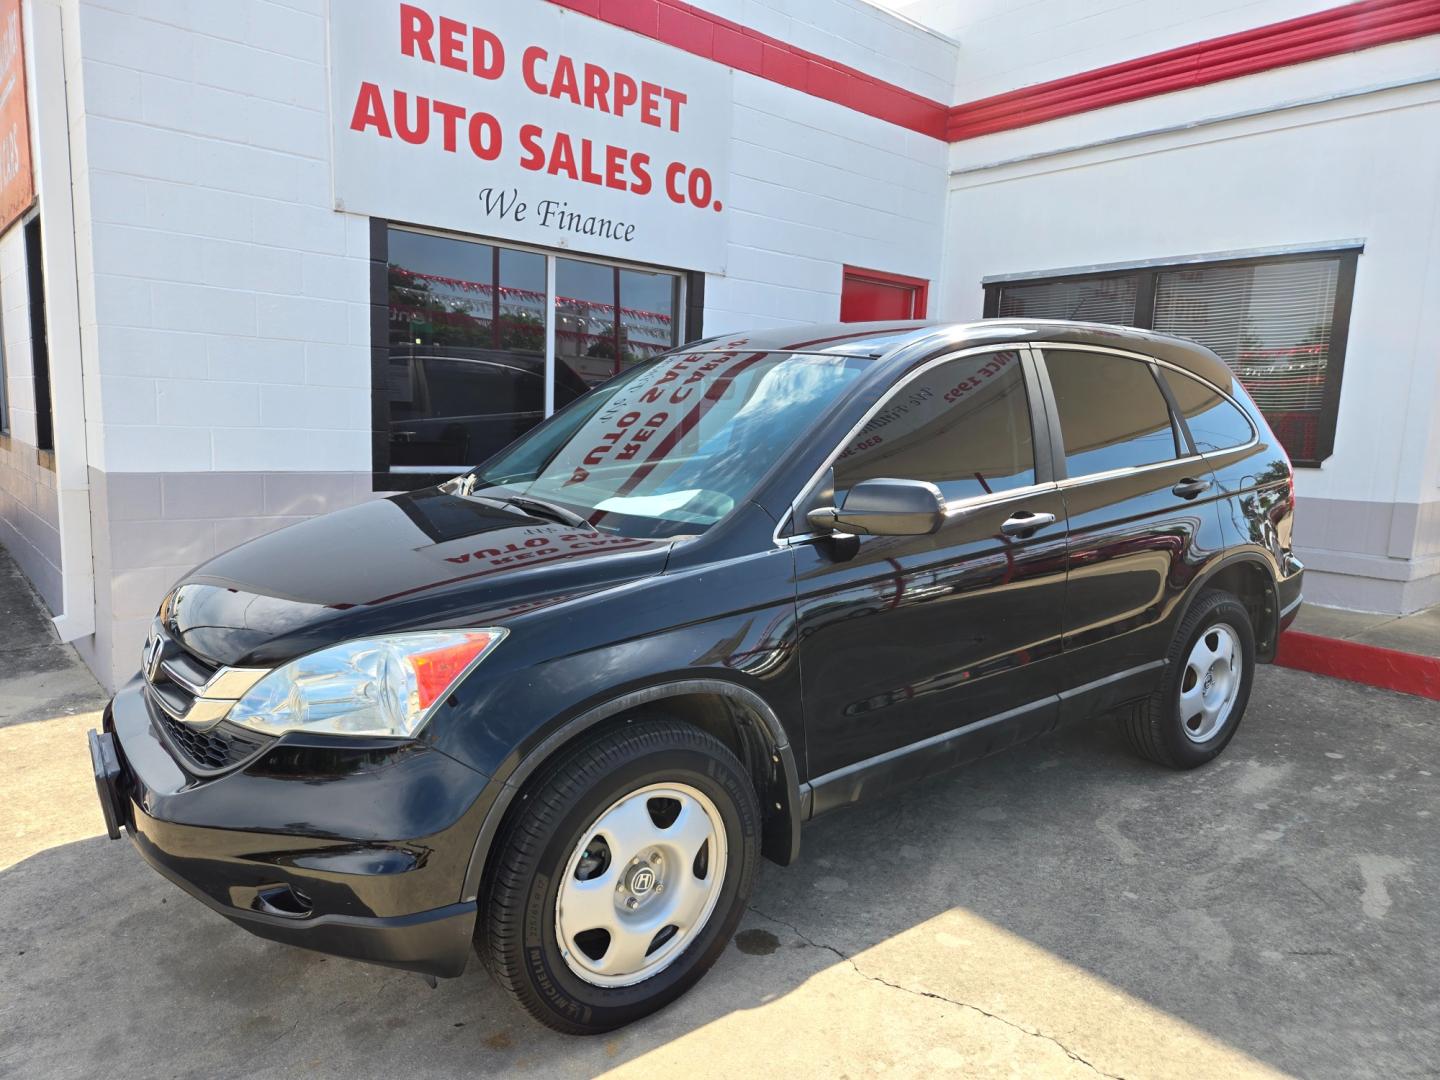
[2,667,1436,1080]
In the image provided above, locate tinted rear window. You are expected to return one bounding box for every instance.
[1161,369,1255,452]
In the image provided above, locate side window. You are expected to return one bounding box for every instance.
[1042,350,1179,476]
[834,349,1035,504]
[1160,369,1255,452]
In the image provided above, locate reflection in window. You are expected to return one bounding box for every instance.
[1153,259,1338,463]
[1160,369,1255,453]
[477,351,869,537]
[1044,351,1178,476]
[985,251,1354,465]
[387,230,550,472]
[384,228,683,477]
[997,275,1139,325]
[555,257,680,389]
[834,350,1034,503]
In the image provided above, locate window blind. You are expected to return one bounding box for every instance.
[1153,258,1339,461]
[997,274,1139,325]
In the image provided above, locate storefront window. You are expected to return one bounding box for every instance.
[984,248,1357,467]
[1152,260,1340,464]
[995,273,1139,326]
[620,266,682,367]
[555,257,680,389]
[382,227,683,479]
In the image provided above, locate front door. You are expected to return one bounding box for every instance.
[793,347,1068,813]
[1035,345,1225,721]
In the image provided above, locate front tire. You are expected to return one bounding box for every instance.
[481,719,760,1034]
[1121,589,1256,769]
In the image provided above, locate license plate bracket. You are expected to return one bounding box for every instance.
[88,729,124,840]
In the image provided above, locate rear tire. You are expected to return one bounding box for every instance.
[1120,589,1256,769]
[481,718,760,1034]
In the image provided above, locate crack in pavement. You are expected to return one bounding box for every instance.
[747,905,1128,1080]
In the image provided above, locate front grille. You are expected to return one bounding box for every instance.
[158,714,272,772]
[142,621,275,775]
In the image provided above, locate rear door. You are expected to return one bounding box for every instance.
[793,346,1069,811]
[1034,344,1225,721]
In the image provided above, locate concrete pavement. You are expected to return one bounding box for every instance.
[1,549,1436,1078]
[1292,600,1440,659]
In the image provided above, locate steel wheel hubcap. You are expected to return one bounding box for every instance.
[555,782,727,987]
[1179,623,1241,743]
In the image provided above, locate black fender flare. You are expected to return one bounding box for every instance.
[1175,549,1283,658]
[460,678,804,904]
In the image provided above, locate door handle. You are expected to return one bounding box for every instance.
[1000,510,1056,536]
[1171,477,1213,500]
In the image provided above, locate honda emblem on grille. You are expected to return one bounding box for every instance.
[144,634,165,683]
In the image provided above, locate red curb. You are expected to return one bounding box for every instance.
[1275,630,1440,701]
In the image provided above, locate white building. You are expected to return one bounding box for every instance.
[0,0,1435,689]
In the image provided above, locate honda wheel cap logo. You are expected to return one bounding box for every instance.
[630,867,656,895]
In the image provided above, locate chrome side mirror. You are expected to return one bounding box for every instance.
[806,478,945,536]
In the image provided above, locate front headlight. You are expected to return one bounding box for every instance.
[226,629,507,739]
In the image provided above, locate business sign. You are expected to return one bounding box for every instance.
[330,0,733,271]
[0,0,34,233]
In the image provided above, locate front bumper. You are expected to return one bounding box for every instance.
[93,678,495,977]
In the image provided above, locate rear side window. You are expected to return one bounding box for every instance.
[834,349,1035,503]
[1042,350,1178,476]
[1160,369,1255,452]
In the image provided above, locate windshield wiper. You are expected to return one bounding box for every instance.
[505,494,596,531]
[449,475,597,532]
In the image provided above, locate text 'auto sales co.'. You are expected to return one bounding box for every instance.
[332,0,733,271]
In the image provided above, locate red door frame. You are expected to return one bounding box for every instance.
[840,265,930,321]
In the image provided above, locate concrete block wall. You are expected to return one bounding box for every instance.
[0,440,60,614]
[89,469,383,685]
[637,0,956,333]
[0,220,62,615]
[76,0,373,476]
[889,0,1337,101]
[706,71,949,332]
[68,0,384,684]
[676,0,955,102]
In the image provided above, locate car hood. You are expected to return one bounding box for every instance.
[164,488,673,667]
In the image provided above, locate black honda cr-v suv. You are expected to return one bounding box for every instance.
[91,320,1303,1032]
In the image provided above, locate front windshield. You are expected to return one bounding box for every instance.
[468,349,870,537]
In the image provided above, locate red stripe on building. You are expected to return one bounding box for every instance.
[548,0,1440,144]
[543,0,950,138]
[1275,630,1440,701]
[947,0,1440,141]
[544,0,1434,144]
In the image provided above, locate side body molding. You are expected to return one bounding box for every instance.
[460,679,805,903]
